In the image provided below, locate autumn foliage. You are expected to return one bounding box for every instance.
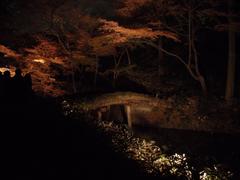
[0,0,239,96]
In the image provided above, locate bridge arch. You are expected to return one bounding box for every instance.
[78,92,167,128]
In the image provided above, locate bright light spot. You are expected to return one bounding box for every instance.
[0,67,9,73]
[33,58,46,64]
[0,67,16,77]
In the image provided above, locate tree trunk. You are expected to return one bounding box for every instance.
[225,0,236,102]
[71,65,77,93]
[94,56,99,89]
[192,35,208,95]
[125,48,132,65]
[124,105,132,129]
[198,75,207,95]
[188,10,192,67]
[158,38,164,76]
[189,8,207,95]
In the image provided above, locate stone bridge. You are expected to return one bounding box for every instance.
[69,92,240,134]
[77,92,168,128]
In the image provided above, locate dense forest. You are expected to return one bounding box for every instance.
[0,0,240,179]
[0,0,239,98]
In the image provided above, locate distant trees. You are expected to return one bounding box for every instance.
[117,0,214,94]
[90,19,178,86]
[22,0,177,92]
[117,0,239,97]
[43,1,100,92]
[42,0,240,98]
[214,0,239,101]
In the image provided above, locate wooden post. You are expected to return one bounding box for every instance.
[106,106,110,121]
[97,110,102,121]
[125,105,132,129]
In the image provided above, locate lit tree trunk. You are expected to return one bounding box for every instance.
[54,32,77,93]
[113,55,117,88]
[225,0,236,102]
[125,48,132,65]
[70,59,77,93]
[124,105,132,129]
[139,38,208,95]
[189,8,207,95]
[158,38,164,76]
[112,50,124,88]
[188,10,192,67]
[94,56,99,88]
[192,36,207,95]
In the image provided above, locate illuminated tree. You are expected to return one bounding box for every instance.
[2,0,239,98]
[89,19,178,87]
[0,38,68,96]
[0,44,21,59]
[46,0,177,90]
[43,0,101,92]
[22,35,73,96]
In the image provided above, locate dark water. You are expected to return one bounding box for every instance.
[133,126,240,176]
